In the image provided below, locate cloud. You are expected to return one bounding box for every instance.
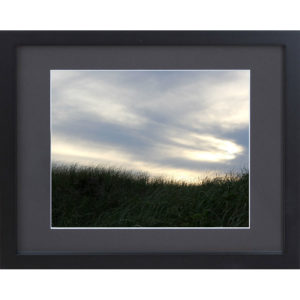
[168,134,244,162]
[51,70,249,182]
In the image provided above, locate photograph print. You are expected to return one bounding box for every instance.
[51,70,250,228]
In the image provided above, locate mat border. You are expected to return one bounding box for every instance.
[0,31,299,268]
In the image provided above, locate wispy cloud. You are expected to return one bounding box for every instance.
[51,70,249,182]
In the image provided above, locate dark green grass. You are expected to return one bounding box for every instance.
[52,164,249,227]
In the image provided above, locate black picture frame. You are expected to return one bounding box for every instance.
[0,31,299,269]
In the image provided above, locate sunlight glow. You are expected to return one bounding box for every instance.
[52,139,221,182]
[170,134,244,162]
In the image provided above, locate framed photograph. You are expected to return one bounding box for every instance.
[0,31,299,268]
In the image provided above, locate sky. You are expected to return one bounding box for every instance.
[51,70,250,182]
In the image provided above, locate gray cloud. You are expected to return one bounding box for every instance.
[51,70,250,181]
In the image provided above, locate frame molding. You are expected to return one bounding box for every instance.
[0,31,299,268]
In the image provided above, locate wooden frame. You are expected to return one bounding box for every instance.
[0,31,299,268]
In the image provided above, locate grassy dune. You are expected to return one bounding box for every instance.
[52,165,249,227]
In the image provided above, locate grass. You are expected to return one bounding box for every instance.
[52,164,249,227]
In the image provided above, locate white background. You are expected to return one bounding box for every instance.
[0,1,299,299]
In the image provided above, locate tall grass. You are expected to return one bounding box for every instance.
[52,164,249,227]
